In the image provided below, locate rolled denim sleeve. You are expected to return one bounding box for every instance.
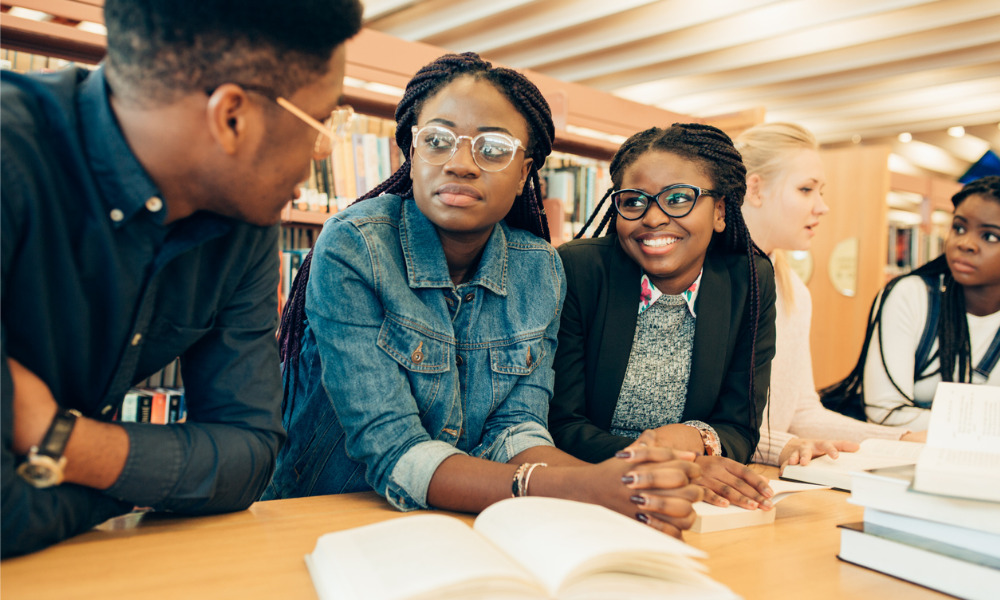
[105,228,285,512]
[306,220,458,510]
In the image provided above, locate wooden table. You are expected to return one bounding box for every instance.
[1,478,950,599]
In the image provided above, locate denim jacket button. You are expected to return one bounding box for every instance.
[411,350,424,363]
[455,354,463,366]
[463,292,475,302]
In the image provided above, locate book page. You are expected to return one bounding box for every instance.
[924,382,1000,452]
[915,383,1000,500]
[472,497,708,597]
[307,514,543,600]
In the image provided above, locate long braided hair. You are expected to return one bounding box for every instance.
[577,123,768,445]
[908,175,1000,385]
[278,52,555,370]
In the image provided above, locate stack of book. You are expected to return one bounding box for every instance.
[836,383,1000,600]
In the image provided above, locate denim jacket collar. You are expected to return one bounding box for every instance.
[399,197,508,296]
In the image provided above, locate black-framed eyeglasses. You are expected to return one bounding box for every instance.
[611,184,718,220]
[411,124,526,172]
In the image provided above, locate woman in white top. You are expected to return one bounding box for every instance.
[736,123,925,470]
[864,175,1000,429]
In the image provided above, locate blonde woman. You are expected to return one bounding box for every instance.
[736,123,924,471]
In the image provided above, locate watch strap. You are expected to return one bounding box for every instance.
[36,408,82,459]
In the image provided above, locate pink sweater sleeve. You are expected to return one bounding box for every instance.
[755,269,906,466]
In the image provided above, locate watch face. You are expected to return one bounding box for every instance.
[16,455,64,488]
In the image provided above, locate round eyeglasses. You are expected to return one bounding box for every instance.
[611,184,718,220]
[411,125,526,172]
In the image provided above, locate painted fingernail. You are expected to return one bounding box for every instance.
[635,513,649,524]
[630,495,646,506]
[615,450,633,459]
[747,501,758,509]
[763,487,775,497]
[621,474,636,485]
[762,500,774,509]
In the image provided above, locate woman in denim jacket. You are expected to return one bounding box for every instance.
[266,53,704,537]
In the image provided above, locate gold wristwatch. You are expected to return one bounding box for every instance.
[16,408,82,488]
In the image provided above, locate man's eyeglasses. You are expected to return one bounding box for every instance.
[411,125,526,172]
[205,84,354,160]
[275,97,354,160]
[611,184,718,220]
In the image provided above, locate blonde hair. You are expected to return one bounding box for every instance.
[735,122,819,312]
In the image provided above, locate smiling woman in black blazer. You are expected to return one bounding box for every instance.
[549,123,777,512]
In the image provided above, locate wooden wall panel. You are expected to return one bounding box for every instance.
[811,145,891,389]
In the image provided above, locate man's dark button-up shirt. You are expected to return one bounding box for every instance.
[1,66,284,557]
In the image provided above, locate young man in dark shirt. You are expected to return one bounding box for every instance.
[1,0,362,557]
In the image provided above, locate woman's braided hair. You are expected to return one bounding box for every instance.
[278,52,555,369]
[577,123,768,439]
[909,174,1000,384]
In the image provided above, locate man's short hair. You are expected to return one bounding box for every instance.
[104,0,363,106]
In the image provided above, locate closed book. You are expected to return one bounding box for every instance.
[150,389,169,424]
[691,479,829,533]
[119,390,140,422]
[136,390,153,423]
[838,522,1000,600]
[863,507,1000,560]
[166,390,183,423]
[780,438,924,491]
[849,464,1000,536]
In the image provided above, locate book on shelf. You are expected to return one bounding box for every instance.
[690,479,830,533]
[837,521,1000,600]
[117,387,186,425]
[849,464,1000,536]
[305,496,738,600]
[913,382,1000,502]
[780,438,925,491]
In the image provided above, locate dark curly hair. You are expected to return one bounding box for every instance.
[279,52,556,370]
[907,174,1000,387]
[104,0,363,105]
[576,123,767,442]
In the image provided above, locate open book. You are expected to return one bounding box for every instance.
[779,438,925,490]
[913,382,1000,502]
[691,479,830,533]
[305,496,738,600]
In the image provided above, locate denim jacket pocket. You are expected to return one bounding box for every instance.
[377,314,452,414]
[489,335,547,408]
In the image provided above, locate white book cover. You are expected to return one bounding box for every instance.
[691,479,830,533]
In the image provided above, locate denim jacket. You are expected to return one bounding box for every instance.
[266,195,566,510]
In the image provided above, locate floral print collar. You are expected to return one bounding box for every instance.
[638,270,702,318]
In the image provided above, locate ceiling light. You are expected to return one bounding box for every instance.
[898,132,912,143]
[948,126,965,138]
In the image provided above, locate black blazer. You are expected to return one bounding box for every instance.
[549,235,776,464]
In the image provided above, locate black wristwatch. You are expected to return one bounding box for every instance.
[16,408,82,488]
